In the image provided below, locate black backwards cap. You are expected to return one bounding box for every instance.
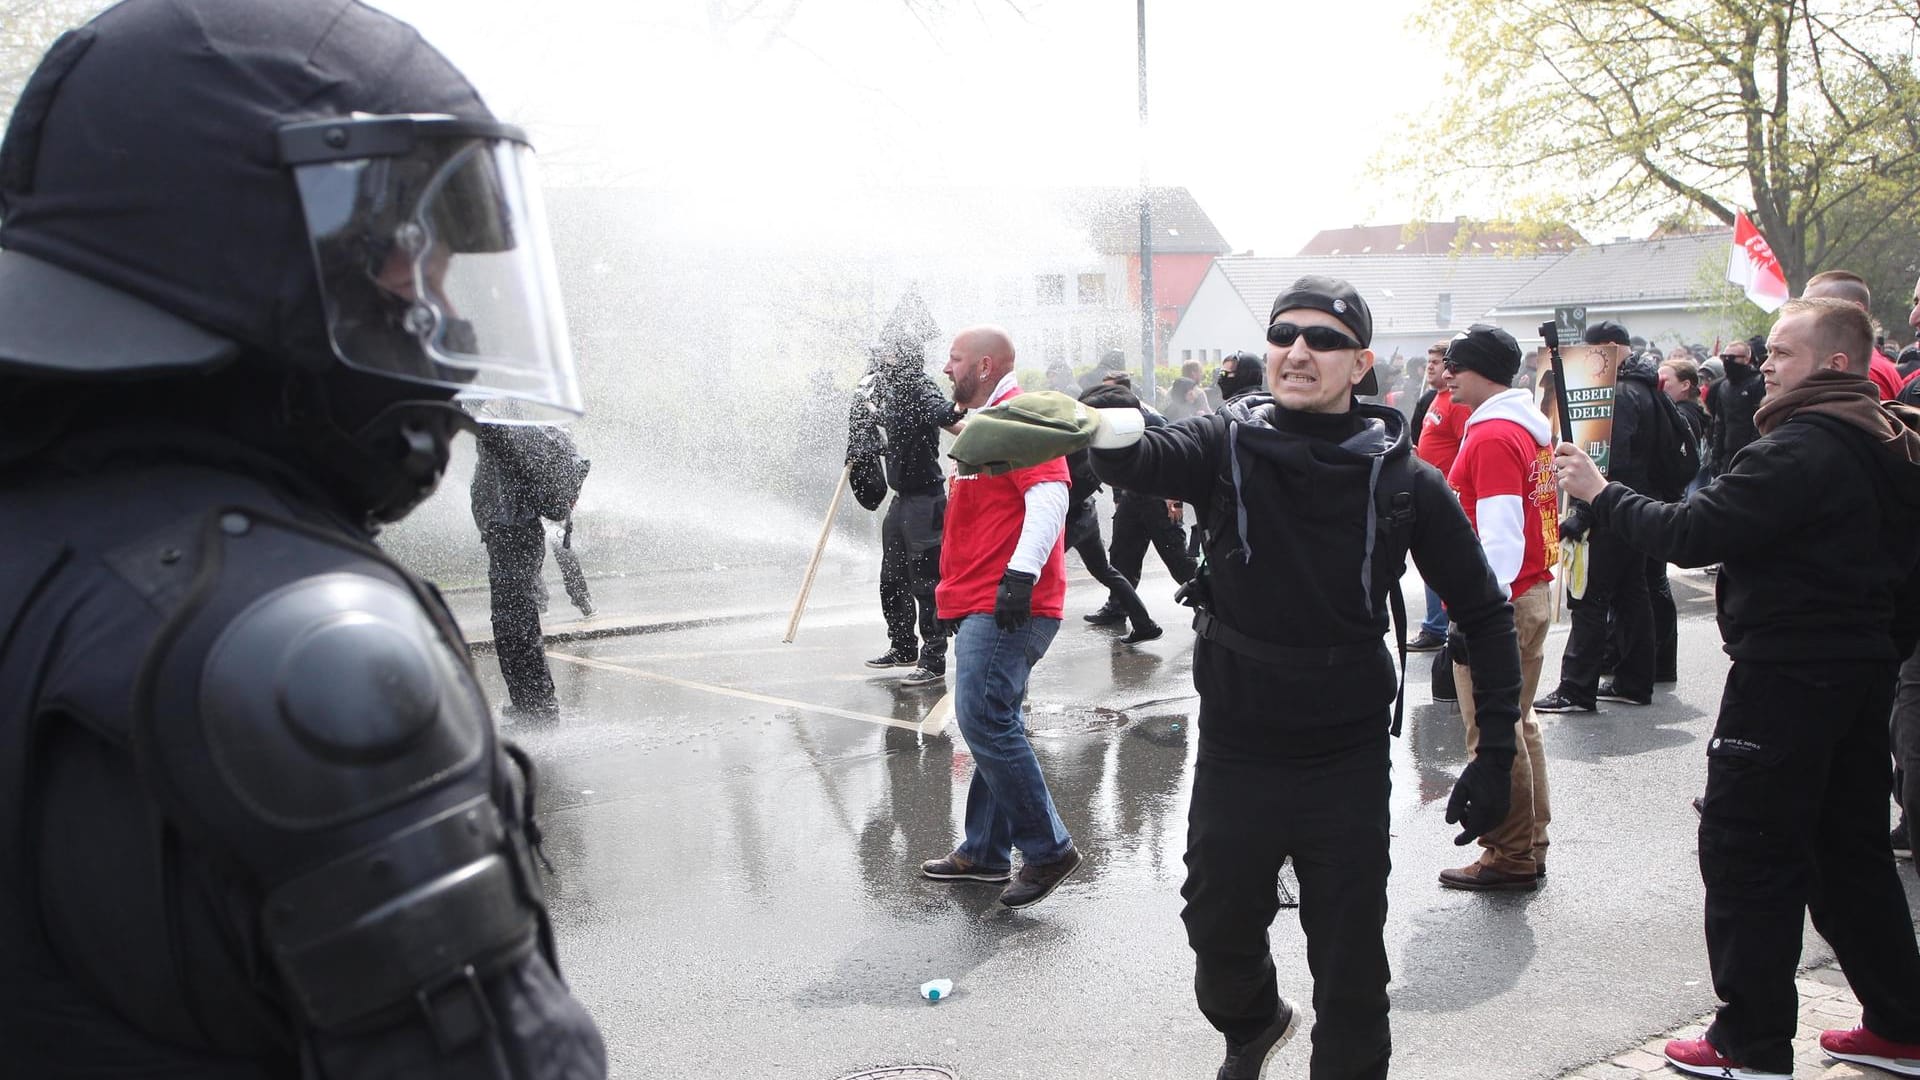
[1268,275,1379,396]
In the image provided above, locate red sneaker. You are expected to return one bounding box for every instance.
[1820,1026,1920,1077]
[1662,1037,1790,1079]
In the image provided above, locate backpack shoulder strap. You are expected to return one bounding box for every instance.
[1375,456,1419,736]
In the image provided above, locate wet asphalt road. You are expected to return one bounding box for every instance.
[473,566,1920,1080]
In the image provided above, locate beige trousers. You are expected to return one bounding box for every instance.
[1454,581,1552,874]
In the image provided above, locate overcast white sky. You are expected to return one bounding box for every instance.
[379,0,1451,257]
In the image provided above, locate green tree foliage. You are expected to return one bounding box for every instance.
[1398,0,1920,311]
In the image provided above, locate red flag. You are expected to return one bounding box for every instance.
[1726,210,1789,313]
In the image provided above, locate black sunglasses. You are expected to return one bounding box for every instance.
[1267,321,1364,352]
[1441,358,1465,373]
[1719,352,1746,361]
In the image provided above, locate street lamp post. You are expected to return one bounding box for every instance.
[1136,0,1155,400]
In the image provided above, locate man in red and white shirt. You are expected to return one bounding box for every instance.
[919,325,1083,909]
[1440,324,1559,891]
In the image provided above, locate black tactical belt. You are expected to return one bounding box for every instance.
[1192,610,1387,668]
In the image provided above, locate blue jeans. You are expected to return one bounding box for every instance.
[1421,582,1450,637]
[951,614,1072,868]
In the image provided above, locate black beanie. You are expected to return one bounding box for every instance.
[1446,324,1523,386]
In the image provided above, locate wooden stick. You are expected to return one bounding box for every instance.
[784,463,851,643]
[921,690,955,737]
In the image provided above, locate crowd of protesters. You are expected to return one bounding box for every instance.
[841,264,1920,1080]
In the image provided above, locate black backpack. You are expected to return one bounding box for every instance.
[510,425,591,522]
[1642,387,1701,501]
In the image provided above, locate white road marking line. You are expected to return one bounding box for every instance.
[546,649,933,734]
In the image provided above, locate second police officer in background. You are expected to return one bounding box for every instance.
[1088,276,1522,1080]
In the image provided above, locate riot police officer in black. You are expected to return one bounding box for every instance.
[0,1,606,1076]
[1090,277,1521,1080]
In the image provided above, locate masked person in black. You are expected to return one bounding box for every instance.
[472,422,590,718]
[1535,320,1658,712]
[1707,336,1767,476]
[0,1,606,1076]
[1089,277,1522,1080]
[859,336,965,686]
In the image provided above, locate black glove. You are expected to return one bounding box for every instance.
[937,616,966,637]
[1444,626,1470,665]
[994,569,1037,631]
[1445,751,1513,845]
[1558,503,1591,543]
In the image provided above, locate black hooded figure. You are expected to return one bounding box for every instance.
[859,291,963,682]
[0,1,606,1076]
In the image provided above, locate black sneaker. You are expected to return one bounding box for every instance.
[1083,602,1126,625]
[1894,825,1912,860]
[1596,680,1652,706]
[900,666,945,688]
[1121,622,1163,645]
[999,846,1083,909]
[1217,999,1302,1080]
[1533,690,1596,714]
[1407,630,1447,652]
[865,646,917,669]
[920,852,1011,883]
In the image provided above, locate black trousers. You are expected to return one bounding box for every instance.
[880,490,946,671]
[1700,660,1920,1072]
[1111,496,1198,589]
[1644,556,1676,680]
[1183,734,1392,1080]
[1888,644,1920,865]
[1556,527,1653,702]
[1071,518,1153,630]
[485,521,557,713]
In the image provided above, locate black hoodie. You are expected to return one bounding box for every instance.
[1593,373,1920,661]
[1608,352,1661,493]
[1092,394,1520,757]
[1706,358,1765,475]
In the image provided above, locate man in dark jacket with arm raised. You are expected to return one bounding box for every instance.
[1553,297,1920,1080]
[1089,276,1522,1080]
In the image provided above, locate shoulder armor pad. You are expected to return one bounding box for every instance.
[201,572,488,831]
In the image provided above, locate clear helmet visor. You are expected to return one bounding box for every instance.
[290,131,581,423]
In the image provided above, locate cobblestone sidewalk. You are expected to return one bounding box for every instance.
[1559,964,1888,1079]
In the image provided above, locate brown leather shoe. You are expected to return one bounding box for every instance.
[1439,861,1539,891]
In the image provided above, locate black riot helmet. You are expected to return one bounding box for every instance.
[0,0,580,523]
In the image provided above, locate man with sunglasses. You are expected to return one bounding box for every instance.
[1707,337,1766,477]
[1090,276,1522,1080]
[0,1,606,1076]
[1436,326,1558,891]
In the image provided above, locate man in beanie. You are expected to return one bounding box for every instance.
[1438,325,1558,890]
[1553,297,1920,1080]
[1535,319,1660,712]
[0,0,607,1074]
[1089,276,1521,1080]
